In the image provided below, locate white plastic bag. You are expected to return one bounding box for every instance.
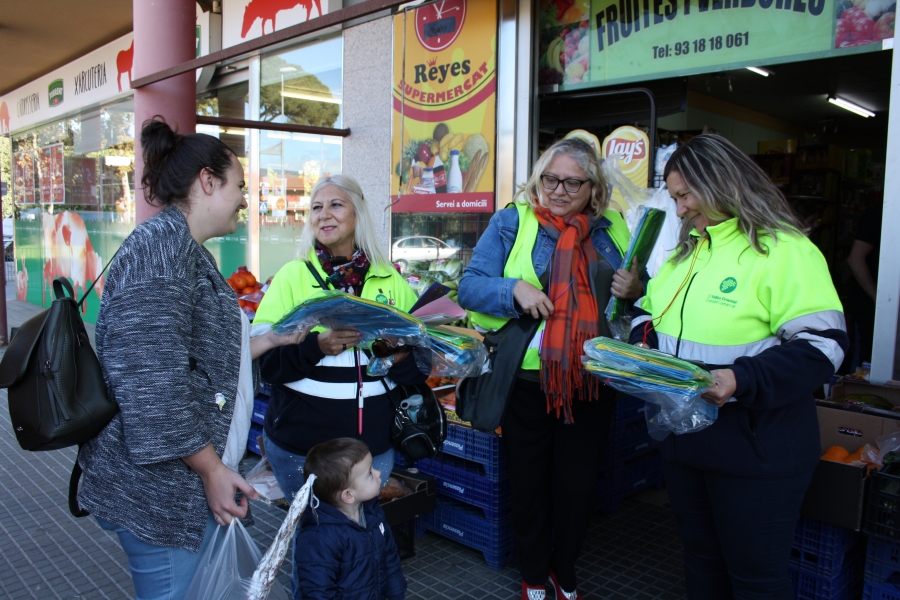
[638,185,681,278]
[184,519,289,600]
[245,456,285,503]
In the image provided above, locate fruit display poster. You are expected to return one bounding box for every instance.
[39,144,65,204]
[391,0,497,213]
[13,151,35,205]
[538,0,892,89]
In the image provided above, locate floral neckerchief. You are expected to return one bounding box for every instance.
[314,241,371,296]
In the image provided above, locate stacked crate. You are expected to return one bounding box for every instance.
[789,518,864,600]
[246,381,274,455]
[413,423,514,569]
[596,394,663,514]
[863,469,900,599]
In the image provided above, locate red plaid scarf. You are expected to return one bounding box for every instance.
[534,206,601,423]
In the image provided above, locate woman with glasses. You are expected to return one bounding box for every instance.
[459,138,643,600]
[630,134,847,599]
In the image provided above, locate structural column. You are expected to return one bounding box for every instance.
[133,0,197,223]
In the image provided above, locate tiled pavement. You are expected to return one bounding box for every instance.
[0,286,687,599]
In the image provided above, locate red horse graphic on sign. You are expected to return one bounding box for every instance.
[0,102,9,134]
[116,41,134,92]
[241,0,322,37]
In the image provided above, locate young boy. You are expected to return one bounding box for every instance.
[293,438,407,600]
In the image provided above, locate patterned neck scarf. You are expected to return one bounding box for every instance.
[314,241,371,296]
[533,206,601,423]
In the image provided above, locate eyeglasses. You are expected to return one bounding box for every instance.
[540,174,592,194]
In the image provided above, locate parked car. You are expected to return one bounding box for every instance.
[391,236,459,269]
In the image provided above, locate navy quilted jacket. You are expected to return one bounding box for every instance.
[294,497,406,600]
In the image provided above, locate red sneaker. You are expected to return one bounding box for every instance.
[521,581,547,600]
[549,571,583,600]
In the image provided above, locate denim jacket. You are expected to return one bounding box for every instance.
[459,205,625,318]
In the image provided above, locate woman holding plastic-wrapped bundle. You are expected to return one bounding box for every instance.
[629,134,849,599]
[252,175,425,508]
[459,138,644,600]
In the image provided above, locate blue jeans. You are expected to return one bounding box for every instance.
[97,512,217,600]
[262,431,395,501]
[663,460,816,600]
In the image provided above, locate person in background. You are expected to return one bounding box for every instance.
[294,438,406,600]
[459,138,643,600]
[846,202,883,366]
[77,117,308,600]
[630,134,848,599]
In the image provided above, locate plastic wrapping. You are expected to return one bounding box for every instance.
[184,518,289,600]
[425,326,490,379]
[604,206,667,338]
[601,155,655,214]
[272,290,430,377]
[245,456,284,504]
[583,337,717,437]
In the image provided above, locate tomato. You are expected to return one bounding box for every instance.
[835,19,852,46]
[876,12,895,41]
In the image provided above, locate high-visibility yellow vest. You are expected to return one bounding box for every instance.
[470,203,630,369]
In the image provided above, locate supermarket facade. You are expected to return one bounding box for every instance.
[1,0,899,381]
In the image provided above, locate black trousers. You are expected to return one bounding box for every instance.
[663,459,816,600]
[501,377,616,590]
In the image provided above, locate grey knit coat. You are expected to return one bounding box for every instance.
[78,206,242,552]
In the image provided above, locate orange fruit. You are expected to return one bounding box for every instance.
[825,445,850,459]
[847,451,864,463]
[242,287,255,295]
[243,272,258,287]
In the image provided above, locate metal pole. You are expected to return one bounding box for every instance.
[0,161,9,347]
[871,36,900,384]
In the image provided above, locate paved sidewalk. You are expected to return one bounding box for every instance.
[0,286,687,599]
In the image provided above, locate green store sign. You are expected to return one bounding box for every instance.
[538,0,893,89]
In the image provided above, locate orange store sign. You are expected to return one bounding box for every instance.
[390,0,497,213]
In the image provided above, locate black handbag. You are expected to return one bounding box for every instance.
[382,380,447,462]
[455,314,542,432]
[0,277,117,451]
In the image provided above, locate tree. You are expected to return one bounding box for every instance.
[259,56,341,128]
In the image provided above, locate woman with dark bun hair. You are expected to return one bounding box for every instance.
[76,117,308,599]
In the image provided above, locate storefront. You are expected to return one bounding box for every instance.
[1,0,898,380]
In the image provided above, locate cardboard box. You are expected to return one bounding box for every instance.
[800,381,900,530]
[380,469,437,527]
[758,139,798,154]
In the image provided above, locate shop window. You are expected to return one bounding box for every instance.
[260,36,343,128]
[9,96,136,322]
[197,82,250,120]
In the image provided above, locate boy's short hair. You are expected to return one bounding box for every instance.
[305,438,372,507]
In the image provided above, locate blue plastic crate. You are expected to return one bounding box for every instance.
[258,381,274,397]
[866,538,900,589]
[866,581,900,600]
[596,452,663,514]
[247,425,263,455]
[416,455,511,521]
[790,553,863,600]
[603,420,653,472]
[417,496,514,569]
[441,423,507,480]
[790,518,862,578]
[251,397,268,426]
[612,394,646,432]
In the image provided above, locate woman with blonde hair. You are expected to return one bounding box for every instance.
[630,134,848,599]
[253,174,425,504]
[459,138,644,600]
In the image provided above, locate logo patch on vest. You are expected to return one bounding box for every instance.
[375,293,389,304]
[719,277,738,294]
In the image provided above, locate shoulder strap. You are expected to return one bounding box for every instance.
[77,246,119,310]
[304,260,332,290]
[69,454,89,517]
